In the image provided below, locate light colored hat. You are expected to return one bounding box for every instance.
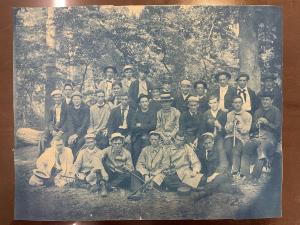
[71,91,83,98]
[187,96,199,102]
[85,133,96,140]
[149,130,162,138]
[159,93,174,102]
[51,89,62,97]
[110,132,125,141]
[201,132,215,139]
[123,65,134,71]
[180,80,191,86]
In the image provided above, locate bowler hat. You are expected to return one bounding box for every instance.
[214,71,231,80]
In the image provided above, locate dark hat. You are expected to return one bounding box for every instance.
[194,80,208,89]
[214,71,231,80]
[138,94,150,102]
[159,93,174,102]
[103,65,117,73]
[259,91,274,99]
[236,72,250,81]
[64,80,74,89]
[261,74,276,81]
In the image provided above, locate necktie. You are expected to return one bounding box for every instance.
[238,89,247,102]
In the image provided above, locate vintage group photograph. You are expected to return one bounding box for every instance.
[13,5,282,220]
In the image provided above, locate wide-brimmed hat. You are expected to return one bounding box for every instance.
[103,65,117,73]
[214,71,232,80]
[180,79,192,86]
[110,132,125,142]
[159,93,174,102]
[235,73,250,81]
[261,74,276,81]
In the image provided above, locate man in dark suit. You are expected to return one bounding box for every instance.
[38,90,68,155]
[173,79,192,113]
[63,91,90,156]
[212,71,236,112]
[63,80,74,106]
[107,91,135,147]
[179,96,205,145]
[235,73,258,115]
[128,67,153,109]
[194,80,209,113]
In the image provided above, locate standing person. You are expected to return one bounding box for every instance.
[29,137,74,187]
[129,131,169,201]
[38,90,68,155]
[63,81,74,106]
[131,95,157,165]
[179,96,205,145]
[101,133,134,191]
[106,91,135,147]
[257,74,282,110]
[121,65,136,93]
[129,67,153,109]
[240,92,281,180]
[156,93,181,144]
[98,65,118,98]
[202,95,227,159]
[212,71,236,112]
[163,132,202,191]
[235,73,258,115]
[173,79,192,113]
[107,81,123,109]
[73,133,108,195]
[149,84,162,114]
[89,89,111,149]
[63,91,90,156]
[194,80,209,113]
[224,96,252,175]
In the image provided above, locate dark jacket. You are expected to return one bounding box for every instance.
[203,109,227,137]
[173,92,192,113]
[235,86,258,114]
[257,86,282,110]
[128,79,153,109]
[131,109,157,140]
[46,101,69,134]
[198,96,209,113]
[63,103,90,137]
[211,85,236,111]
[107,105,135,137]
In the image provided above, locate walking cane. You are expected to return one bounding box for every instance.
[233,119,237,147]
[258,122,261,139]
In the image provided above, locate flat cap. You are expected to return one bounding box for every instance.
[123,65,134,71]
[180,80,192,86]
[110,132,125,141]
[187,96,199,102]
[51,89,62,97]
[71,91,83,98]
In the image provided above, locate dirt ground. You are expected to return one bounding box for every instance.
[14,145,279,220]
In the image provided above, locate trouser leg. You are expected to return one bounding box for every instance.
[130,171,144,192]
[231,139,243,174]
[163,173,185,191]
[240,140,258,178]
[224,137,233,171]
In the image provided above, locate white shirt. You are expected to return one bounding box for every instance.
[138,79,148,97]
[210,108,219,118]
[55,104,62,124]
[219,85,228,110]
[119,106,129,129]
[182,93,190,101]
[65,97,71,105]
[237,86,251,112]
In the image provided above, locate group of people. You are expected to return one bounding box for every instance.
[29,64,282,201]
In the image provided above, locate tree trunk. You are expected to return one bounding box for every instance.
[238,7,261,92]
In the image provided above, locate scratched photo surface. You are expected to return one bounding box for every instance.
[13,5,282,220]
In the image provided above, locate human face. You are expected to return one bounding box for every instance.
[152,89,160,99]
[139,97,149,111]
[53,94,62,105]
[162,83,171,92]
[181,84,190,95]
[96,92,105,105]
[111,138,124,151]
[174,135,185,148]
[72,96,82,107]
[203,138,214,151]
[208,97,219,111]
[86,138,96,150]
[188,101,199,114]
[218,75,229,87]
[124,69,133,80]
[53,140,64,153]
[139,72,146,80]
[112,84,122,96]
[105,68,115,80]
[237,77,248,89]
[261,97,273,109]
[149,135,160,148]
[120,95,129,108]
[161,101,172,110]
[264,79,275,90]
[64,85,73,98]
[232,97,243,111]
[195,83,205,96]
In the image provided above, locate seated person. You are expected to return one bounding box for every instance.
[29,136,74,187]
[193,133,238,200]
[129,131,168,200]
[73,133,108,195]
[240,92,281,181]
[101,132,134,191]
[156,93,181,144]
[163,132,202,192]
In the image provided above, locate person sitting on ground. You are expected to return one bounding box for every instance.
[73,133,108,195]
[101,132,134,192]
[29,136,74,187]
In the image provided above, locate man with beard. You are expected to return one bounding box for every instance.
[131,94,157,165]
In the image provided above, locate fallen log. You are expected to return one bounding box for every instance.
[16,128,43,146]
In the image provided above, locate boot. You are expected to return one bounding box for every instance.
[89,184,100,193]
[99,181,108,197]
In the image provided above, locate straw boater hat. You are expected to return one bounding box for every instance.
[149,130,162,138]
[110,132,125,142]
[180,79,192,86]
[159,93,174,102]
[123,65,134,72]
[51,89,62,97]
